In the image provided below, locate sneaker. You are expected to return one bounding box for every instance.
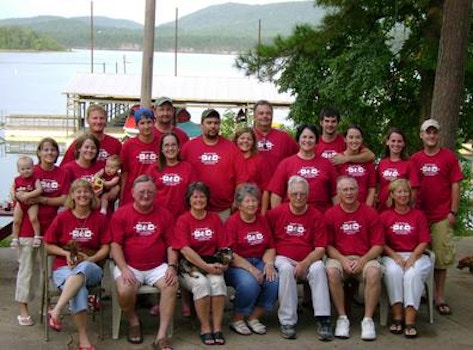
[334,315,350,339]
[361,317,376,340]
[317,323,334,341]
[280,325,296,339]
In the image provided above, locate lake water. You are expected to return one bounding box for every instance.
[0,49,293,204]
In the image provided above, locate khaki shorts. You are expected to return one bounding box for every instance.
[326,256,383,281]
[430,218,456,269]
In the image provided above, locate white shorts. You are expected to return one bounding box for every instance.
[113,263,168,287]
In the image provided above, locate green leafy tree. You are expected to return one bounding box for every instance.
[236,0,473,156]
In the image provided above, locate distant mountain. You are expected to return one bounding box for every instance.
[0,1,325,53]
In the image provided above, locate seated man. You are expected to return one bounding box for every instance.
[325,176,384,341]
[110,175,178,349]
[266,175,333,341]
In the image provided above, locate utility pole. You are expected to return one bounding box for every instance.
[90,1,94,73]
[141,0,156,108]
[174,7,178,77]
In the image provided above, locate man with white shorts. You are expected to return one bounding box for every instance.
[325,176,384,341]
[110,175,178,349]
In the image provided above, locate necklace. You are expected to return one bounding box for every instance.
[73,211,91,228]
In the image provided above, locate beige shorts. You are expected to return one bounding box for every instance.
[326,256,383,281]
[179,271,227,300]
[430,218,455,269]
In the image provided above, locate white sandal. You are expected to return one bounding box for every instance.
[247,319,267,334]
[17,315,34,326]
[229,320,252,335]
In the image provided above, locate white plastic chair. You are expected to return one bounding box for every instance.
[379,250,435,326]
[109,260,173,340]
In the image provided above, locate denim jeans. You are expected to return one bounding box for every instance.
[225,258,278,316]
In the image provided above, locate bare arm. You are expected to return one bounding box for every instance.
[261,191,270,215]
[23,179,43,200]
[103,175,120,189]
[331,147,375,165]
[448,182,460,225]
[181,246,224,275]
[270,193,282,209]
[365,187,376,207]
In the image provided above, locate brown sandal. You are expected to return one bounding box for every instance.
[127,322,143,344]
[151,338,173,350]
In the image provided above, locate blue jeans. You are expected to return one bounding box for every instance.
[52,261,103,314]
[225,258,278,316]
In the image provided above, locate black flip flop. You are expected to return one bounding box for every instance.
[436,303,452,315]
[213,331,226,345]
[404,324,418,338]
[200,332,215,346]
[389,319,404,335]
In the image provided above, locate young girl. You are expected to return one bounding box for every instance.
[10,156,42,248]
[93,155,121,215]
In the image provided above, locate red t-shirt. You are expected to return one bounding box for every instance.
[380,208,431,252]
[266,203,327,262]
[62,160,103,184]
[61,134,122,167]
[337,161,376,203]
[316,134,346,159]
[224,212,274,258]
[253,128,298,190]
[153,126,189,146]
[110,203,174,270]
[173,211,226,256]
[244,153,264,192]
[120,135,161,205]
[268,154,337,212]
[44,209,110,270]
[181,136,248,211]
[33,165,70,233]
[146,161,196,219]
[410,148,463,222]
[325,203,384,256]
[376,158,419,212]
[14,175,38,212]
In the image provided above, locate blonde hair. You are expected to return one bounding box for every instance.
[64,179,100,210]
[17,155,34,170]
[106,154,122,168]
[388,178,413,206]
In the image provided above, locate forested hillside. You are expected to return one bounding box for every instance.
[0,1,324,52]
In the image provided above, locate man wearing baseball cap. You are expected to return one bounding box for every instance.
[181,109,248,221]
[410,118,463,316]
[154,96,189,145]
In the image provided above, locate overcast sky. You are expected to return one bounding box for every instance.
[1,0,309,25]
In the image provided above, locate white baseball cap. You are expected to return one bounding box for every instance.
[420,119,440,132]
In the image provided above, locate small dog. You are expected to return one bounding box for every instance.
[457,255,473,273]
[179,247,233,278]
[63,240,105,268]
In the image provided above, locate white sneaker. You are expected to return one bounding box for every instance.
[361,317,376,340]
[334,315,350,338]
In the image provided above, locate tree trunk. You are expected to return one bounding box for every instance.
[430,0,472,150]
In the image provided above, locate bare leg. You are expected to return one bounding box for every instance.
[327,268,346,316]
[11,203,23,239]
[211,295,226,332]
[391,302,403,320]
[154,278,177,342]
[434,268,447,305]
[248,306,266,321]
[50,274,85,320]
[363,267,381,318]
[73,310,93,347]
[18,302,30,318]
[27,205,41,236]
[194,296,212,333]
[115,277,140,326]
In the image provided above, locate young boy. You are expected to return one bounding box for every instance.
[94,155,121,215]
[10,156,42,248]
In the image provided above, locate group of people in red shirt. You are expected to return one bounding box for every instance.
[11,98,463,349]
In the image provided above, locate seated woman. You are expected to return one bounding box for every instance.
[44,179,110,350]
[225,183,278,335]
[380,179,432,339]
[173,182,229,346]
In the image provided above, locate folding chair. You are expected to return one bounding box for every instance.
[109,260,173,340]
[379,250,435,326]
[41,249,105,341]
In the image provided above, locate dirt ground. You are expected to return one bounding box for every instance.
[1,237,473,350]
